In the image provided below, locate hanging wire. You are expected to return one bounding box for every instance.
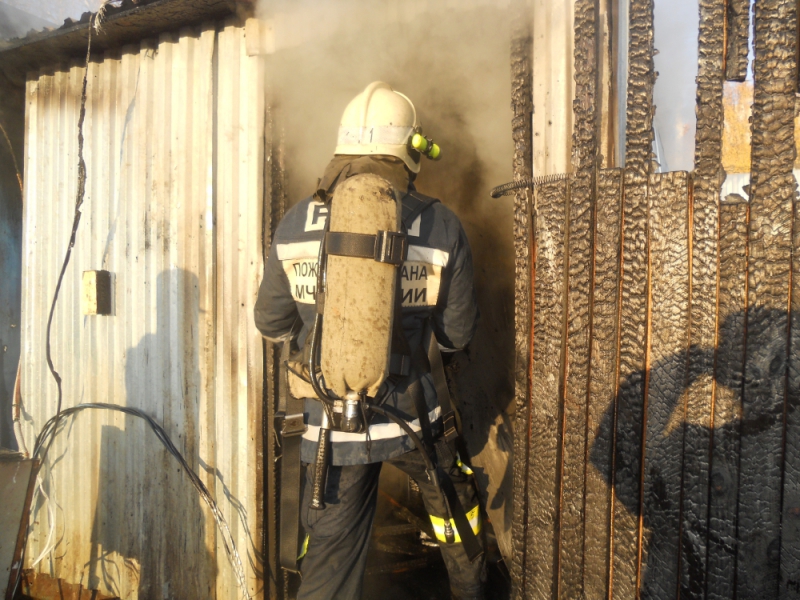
[31,403,254,600]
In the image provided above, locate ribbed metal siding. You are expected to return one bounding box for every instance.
[19,21,266,599]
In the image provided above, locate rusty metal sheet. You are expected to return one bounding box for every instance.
[572,0,598,174]
[681,0,726,594]
[610,0,656,593]
[18,570,118,600]
[1,453,36,600]
[784,201,800,599]
[624,0,655,174]
[559,170,592,599]
[558,1,599,593]
[0,0,236,88]
[610,168,649,599]
[19,22,267,600]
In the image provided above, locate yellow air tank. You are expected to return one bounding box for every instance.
[321,173,402,398]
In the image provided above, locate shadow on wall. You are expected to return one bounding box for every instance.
[88,269,214,598]
[591,306,797,596]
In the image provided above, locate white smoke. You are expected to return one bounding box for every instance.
[258,0,514,219]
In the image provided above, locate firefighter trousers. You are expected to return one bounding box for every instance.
[297,447,486,600]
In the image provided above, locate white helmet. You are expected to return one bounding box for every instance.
[335,82,421,173]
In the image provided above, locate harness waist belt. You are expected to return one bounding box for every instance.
[325,230,407,265]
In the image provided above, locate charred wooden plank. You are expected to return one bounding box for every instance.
[725,0,750,82]
[596,1,616,168]
[509,12,534,598]
[584,168,623,599]
[526,177,569,599]
[783,201,800,599]
[558,0,600,593]
[707,200,748,600]
[737,1,796,597]
[681,0,726,594]
[639,171,691,598]
[560,170,593,599]
[572,0,598,174]
[611,170,649,599]
[612,0,655,592]
[265,99,286,599]
[624,0,655,175]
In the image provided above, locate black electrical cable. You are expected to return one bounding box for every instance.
[41,0,93,466]
[11,21,95,600]
[367,404,459,544]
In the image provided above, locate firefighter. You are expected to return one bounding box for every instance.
[255,81,484,600]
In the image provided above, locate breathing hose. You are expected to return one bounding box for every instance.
[307,222,337,510]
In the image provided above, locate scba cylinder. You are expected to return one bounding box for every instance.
[321,174,401,398]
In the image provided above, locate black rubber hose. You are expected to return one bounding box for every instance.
[308,313,334,406]
[309,426,331,510]
[368,404,457,541]
[367,405,435,472]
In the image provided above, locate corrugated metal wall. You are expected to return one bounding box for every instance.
[19,20,267,599]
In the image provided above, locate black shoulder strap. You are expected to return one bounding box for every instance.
[278,327,308,573]
[402,191,440,230]
[409,320,482,562]
[424,323,458,444]
[386,193,440,379]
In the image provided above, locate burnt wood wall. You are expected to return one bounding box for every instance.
[510,0,800,597]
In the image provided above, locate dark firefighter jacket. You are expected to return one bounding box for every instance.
[254,163,479,465]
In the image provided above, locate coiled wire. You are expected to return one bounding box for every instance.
[490,173,569,198]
